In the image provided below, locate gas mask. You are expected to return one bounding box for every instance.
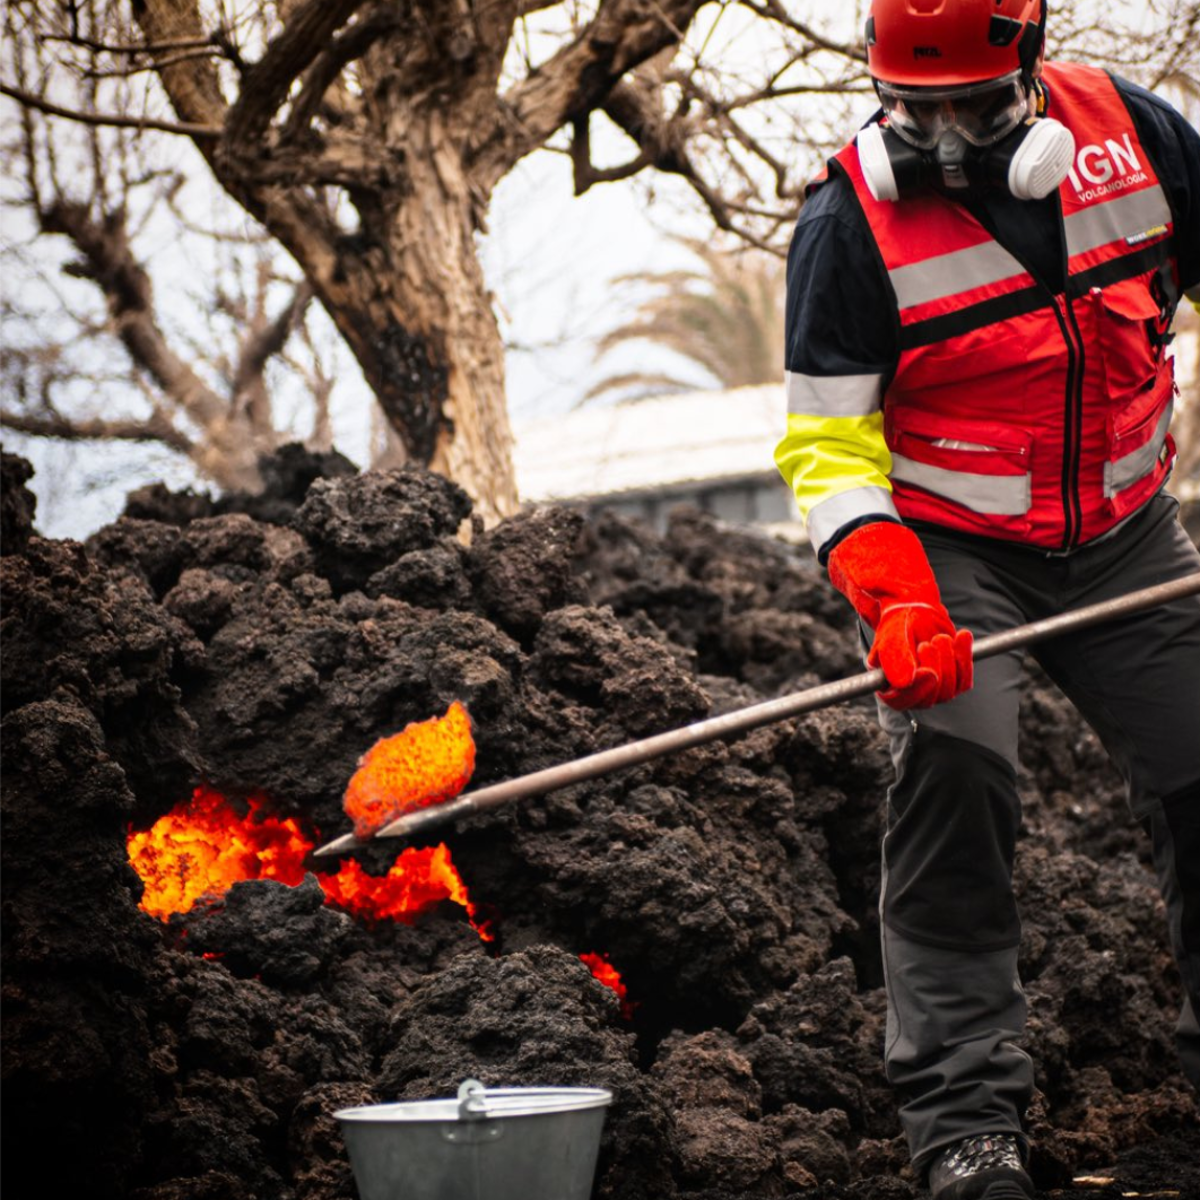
[858,71,1075,203]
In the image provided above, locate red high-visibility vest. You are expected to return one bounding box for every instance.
[835,61,1178,550]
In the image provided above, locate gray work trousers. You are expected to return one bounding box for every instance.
[870,494,1200,1174]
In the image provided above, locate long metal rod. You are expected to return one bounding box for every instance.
[313,573,1200,857]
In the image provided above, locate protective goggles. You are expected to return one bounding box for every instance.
[877,70,1030,149]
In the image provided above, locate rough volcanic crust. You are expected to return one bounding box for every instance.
[1,447,1196,1200]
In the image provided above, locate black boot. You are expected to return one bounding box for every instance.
[928,1134,1034,1199]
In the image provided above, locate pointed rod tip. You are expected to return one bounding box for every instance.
[312,831,366,858]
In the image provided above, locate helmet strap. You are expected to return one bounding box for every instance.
[1032,77,1048,117]
[1017,3,1047,80]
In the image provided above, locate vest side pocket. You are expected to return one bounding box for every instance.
[885,405,1033,526]
[1104,372,1176,520]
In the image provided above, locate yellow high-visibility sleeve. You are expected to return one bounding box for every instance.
[774,411,898,551]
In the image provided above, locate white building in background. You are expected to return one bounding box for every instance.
[512,383,800,535]
[512,317,1200,534]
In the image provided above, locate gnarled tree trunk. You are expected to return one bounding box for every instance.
[312,116,517,523]
[128,0,707,522]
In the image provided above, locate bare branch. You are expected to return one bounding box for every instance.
[244,136,402,190]
[223,0,371,146]
[0,407,194,453]
[740,0,868,62]
[232,280,313,407]
[670,74,802,200]
[81,47,228,80]
[595,81,787,254]
[569,114,651,190]
[40,32,224,55]
[281,5,406,141]
[472,0,707,190]
[38,198,229,430]
[287,313,337,450]
[1,80,221,139]
[130,0,230,132]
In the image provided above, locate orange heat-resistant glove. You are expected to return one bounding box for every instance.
[826,522,973,710]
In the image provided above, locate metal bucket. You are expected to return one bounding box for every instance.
[335,1079,613,1200]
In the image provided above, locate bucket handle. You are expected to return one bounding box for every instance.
[457,1078,489,1121]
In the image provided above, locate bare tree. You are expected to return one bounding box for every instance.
[0,1,874,519]
[1,1,338,493]
[2,0,1197,519]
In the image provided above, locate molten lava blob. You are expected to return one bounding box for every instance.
[581,952,636,1020]
[343,701,476,838]
[127,787,489,936]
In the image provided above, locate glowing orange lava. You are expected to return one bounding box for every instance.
[127,787,489,936]
[581,952,635,1019]
[343,701,476,838]
[321,847,492,938]
[127,787,309,920]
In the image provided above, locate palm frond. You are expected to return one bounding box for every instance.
[588,235,785,403]
[580,370,708,405]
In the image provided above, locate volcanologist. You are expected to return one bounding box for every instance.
[774,1,1200,1197]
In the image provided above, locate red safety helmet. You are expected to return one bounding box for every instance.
[866,0,1046,88]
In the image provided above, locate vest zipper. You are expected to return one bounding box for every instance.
[964,193,1081,550]
[1052,193,1086,552]
[1051,294,1085,550]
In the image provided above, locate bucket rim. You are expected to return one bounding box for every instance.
[335,1086,613,1124]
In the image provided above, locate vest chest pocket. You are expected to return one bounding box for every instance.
[1093,276,1168,402]
[885,405,1033,518]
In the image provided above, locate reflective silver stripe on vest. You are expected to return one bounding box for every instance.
[889,240,1027,312]
[891,454,1031,515]
[786,370,884,416]
[1064,185,1173,259]
[807,485,899,552]
[1104,401,1173,497]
